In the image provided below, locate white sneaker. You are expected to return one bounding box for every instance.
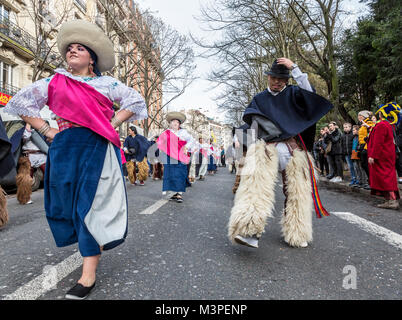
[329,177,337,182]
[234,235,259,248]
[25,200,33,205]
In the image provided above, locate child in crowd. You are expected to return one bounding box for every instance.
[351,125,369,189]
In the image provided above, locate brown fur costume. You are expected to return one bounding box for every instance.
[136,157,149,182]
[153,163,163,180]
[16,157,33,204]
[0,185,8,227]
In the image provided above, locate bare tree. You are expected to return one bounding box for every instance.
[118,10,196,137]
[193,0,307,126]
[195,0,351,125]
[16,0,73,82]
[182,109,209,136]
[286,0,351,123]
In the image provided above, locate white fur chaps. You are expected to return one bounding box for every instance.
[228,140,314,247]
[228,140,279,242]
[280,149,314,247]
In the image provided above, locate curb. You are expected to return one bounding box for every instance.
[319,178,372,200]
[319,177,402,206]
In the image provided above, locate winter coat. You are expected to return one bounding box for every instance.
[358,120,375,151]
[341,131,354,156]
[395,120,402,148]
[324,128,342,155]
[367,120,398,192]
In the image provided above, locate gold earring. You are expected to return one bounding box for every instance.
[89,63,95,76]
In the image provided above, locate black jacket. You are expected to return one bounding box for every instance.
[396,121,402,148]
[324,128,343,155]
[341,131,354,156]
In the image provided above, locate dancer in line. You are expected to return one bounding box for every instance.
[207,140,217,175]
[196,137,209,181]
[228,57,332,249]
[3,20,147,299]
[123,126,151,186]
[157,112,198,203]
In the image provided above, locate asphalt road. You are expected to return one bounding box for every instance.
[0,167,401,301]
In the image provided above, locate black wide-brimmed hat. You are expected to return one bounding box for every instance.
[264,59,290,79]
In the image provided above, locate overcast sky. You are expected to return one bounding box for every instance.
[136,0,370,122]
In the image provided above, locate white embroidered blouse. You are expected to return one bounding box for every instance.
[3,68,148,122]
[168,128,199,153]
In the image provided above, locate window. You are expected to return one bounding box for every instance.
[0,61,14,96]
[0,4,10,22]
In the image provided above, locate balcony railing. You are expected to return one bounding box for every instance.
[74,0,87,11]
[0,15,62,65]
[0,16,37,52]
[0,82,21,96]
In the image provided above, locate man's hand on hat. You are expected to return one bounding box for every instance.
[276,58,294,70]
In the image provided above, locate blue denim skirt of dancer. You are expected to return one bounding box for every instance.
[208,155,217,171]
[162,153,189,193]
[44,127,128,257]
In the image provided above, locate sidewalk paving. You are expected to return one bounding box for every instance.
[318,170,402,207]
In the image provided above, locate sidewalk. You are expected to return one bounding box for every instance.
[318,170,402,205]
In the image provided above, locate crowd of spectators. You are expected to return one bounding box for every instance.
[313,109,402,194]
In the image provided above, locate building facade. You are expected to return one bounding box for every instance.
[0,0,162,138]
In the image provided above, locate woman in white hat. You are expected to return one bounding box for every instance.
[156,112,198,202]
[3,20,147,299]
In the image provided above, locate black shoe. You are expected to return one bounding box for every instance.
[175,195,183,203]
[65,282,96,300]
[169,194,179,201]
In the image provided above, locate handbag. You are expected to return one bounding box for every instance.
[325,141,332,154]
[351,150,360,160]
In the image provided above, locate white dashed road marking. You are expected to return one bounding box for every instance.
[3,199,169,300]
[138,199,168,215]
[332,212,402,250]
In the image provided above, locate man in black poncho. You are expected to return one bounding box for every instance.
[228,58,333,249]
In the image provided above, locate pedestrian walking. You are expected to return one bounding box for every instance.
[2,20,147,299]
[228,57,332,249]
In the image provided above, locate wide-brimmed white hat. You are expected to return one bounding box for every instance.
[57,19,115,72]
[166,112,186,124]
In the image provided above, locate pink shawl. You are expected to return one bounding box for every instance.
[47,73,120,147]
